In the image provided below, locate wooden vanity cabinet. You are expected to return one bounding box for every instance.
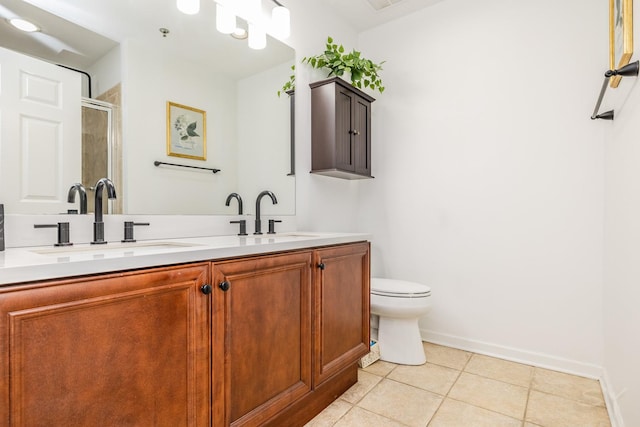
[313,242,371,385]
[310,77,375,179]
[211,251,313,427]
[0,241,370,426]
[212,242,371,427]
[0,263,211,427]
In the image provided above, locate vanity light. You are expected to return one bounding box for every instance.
[178,0,289,48]
[271,2,290,39]
[7,17,40,33]
[215,2,236,34]
[248,22,266,50]
[177,0,200,15]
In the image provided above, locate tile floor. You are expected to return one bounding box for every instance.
[305,342,611,427]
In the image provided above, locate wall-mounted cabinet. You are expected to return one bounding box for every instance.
[310,77,375,179]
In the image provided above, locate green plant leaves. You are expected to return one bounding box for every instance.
[301,36,385,94]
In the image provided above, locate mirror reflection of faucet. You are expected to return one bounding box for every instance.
[91,178,117,245]
[254,191,277,235]
[225,193,248,236]
[67,183,87,214]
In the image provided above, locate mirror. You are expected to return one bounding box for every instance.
[0,0,296,216]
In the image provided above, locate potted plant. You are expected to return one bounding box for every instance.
[302,36,385,93]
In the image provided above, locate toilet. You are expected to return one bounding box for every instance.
[370,278,432,365]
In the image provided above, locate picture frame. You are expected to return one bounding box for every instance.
[166,101,207,160]
[610,0,634,88]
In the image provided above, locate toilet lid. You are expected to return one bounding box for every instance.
[371,278,431,298]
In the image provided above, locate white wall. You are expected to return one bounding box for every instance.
[237,61,295,216]
[121,38,238,215]
[352,0,608,377]
[603,1,640,424]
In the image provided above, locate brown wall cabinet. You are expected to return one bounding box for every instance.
[310,77,375,179]
[0,242,370,426]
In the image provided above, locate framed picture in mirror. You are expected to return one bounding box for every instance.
[166,101,207,160]
[610,0,634,88]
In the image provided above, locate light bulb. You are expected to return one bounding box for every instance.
[248,23,266,50]
[177,0,200,15]
[8,18,40,33]
[216,3,237,34]
[271,6,290,39]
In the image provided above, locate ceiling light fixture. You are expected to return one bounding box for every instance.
[176,0,200,15]
[177,0,290,49]
[8,17,40,33]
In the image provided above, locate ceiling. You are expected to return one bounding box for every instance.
[0,0,293,76]
[314,0,444,32]
[0,0,441,73]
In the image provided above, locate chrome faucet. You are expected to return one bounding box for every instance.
[254,190,277,235]
[91,178,117,244]
[67,183,87,214]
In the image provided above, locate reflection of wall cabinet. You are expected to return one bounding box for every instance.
[310,77,375,179]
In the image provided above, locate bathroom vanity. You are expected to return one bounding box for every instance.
[0,233,370,426]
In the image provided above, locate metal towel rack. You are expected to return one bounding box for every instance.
[591,60,639,120]
[154,160,220,173]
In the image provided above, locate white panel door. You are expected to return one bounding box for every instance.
[0,46,81,214]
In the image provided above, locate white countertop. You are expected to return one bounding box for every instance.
[0,232,370,286]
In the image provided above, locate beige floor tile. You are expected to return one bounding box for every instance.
[304,399,352,427]
[532,368,605,407]
[524,423,543,427]
[429,398,522,427]
[526,390,611,427]
[333,406,405,427]
[387,362,459,395]
[339,370,383,404]
[357,378,442,427]
[423,342,472,370]
[465,353,533,387]
[362,360,397,377]
[448,372,528,419]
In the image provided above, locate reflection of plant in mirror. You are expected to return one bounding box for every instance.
[302,36,385,93]
[278,64,296,97]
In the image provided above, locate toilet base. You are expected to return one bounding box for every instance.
[377,316,426,365]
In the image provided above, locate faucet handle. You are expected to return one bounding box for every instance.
[34,222,73,247]
[267,219,282,234]
[122,222,150,243]
[230,220,248,236]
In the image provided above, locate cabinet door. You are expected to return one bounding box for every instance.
[212,251,312,427]
[353,96,372,176]
[313,243,370,385]
[336,87,356,172]
[0,263,211,427]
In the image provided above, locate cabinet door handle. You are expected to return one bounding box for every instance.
[353,130,360,135]
[200,284,212,295]
[317,263,325,270]
[219,281,231,291]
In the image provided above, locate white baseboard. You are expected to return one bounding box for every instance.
[420,328,625,426]
[600,370,625,427]
[420,328,603,379]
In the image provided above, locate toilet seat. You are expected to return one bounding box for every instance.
[371,278,431,298]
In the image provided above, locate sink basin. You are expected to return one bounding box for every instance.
[31,241,200,256]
